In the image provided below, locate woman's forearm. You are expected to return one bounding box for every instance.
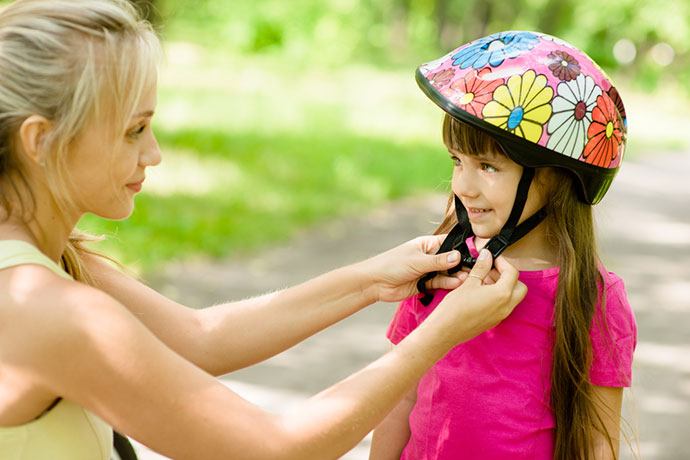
[369,384,416,459]
[84,252,381,375]
[198,262,379,374]
[84,237,472,376]
[273,320,448,459]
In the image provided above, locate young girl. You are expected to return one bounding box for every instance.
[0,2,528,459]
[370,31,637,459]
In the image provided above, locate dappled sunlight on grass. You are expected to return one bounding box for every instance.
[620,80,690,157]
[78,127,450,271]
[145,148,245,196]
[157,47,442,143]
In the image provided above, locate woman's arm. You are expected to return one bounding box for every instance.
[369,381,417,460]
[591,386,624,459]
[83,235,465,375]
[10,251,523,460]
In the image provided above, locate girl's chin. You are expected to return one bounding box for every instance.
[469,226,500,241]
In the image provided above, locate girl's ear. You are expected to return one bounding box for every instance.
[535,167,558,194]
[18,115,52,166]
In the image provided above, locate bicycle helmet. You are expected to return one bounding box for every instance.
[415,31,628,304]
[419,30,627,204]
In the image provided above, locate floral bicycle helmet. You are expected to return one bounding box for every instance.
[417,30,627,205]
[415,31,628,304]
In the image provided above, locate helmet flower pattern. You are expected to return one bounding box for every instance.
[583,94,623,167]
[547,50,581,81]
[482,70,553,143]
[416,30,629,203]
[547,75,602,158]
[607,86,627,127]
[442,68,503,117]
[451,31,539,69]
[428,68,455,89]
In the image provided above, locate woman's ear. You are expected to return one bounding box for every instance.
[18,115,52,166]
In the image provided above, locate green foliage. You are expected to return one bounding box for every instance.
[155,0,690,93]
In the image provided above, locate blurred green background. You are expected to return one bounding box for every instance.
[76,0,690,272]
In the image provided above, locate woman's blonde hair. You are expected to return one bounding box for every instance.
[0,0,161,283]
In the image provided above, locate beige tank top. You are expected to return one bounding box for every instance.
[0,240,112,460]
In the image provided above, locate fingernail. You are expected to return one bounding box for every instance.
[478,249,490,260]
[447,251,459,263]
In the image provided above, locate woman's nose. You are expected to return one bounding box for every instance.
[141,135,162,167]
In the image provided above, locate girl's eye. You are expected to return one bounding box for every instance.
[481,163,497,172]
[450,156,462,167]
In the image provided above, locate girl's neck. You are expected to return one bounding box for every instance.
[474,221,557,272]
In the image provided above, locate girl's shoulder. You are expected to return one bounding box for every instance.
[592,268,636,344]
[599,269,632,315]
[387,290,451,344]
[601,269,625,289]
[590,269,637,386]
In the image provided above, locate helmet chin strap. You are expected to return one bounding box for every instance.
[416,167,547,306]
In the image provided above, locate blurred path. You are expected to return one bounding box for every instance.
[139,152,690,459]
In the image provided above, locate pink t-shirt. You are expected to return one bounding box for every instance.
[387,239,637,460]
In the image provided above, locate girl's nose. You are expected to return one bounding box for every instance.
[452,168,479,198]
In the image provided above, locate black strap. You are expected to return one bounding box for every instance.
[113,431,139,460]
[481,167,536,259]
[416,167,546,306]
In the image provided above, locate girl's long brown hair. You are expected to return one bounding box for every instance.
[439,115,615,458]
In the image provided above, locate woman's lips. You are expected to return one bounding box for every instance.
[126,181,143,192]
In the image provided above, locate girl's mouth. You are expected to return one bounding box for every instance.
[467,207,491,219]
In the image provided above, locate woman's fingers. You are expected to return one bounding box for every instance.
[414,234,462,274]
[426,275,462,291]
[461,249,493,286]
[492,256,527,307]
[420,234,447,254]
[492,255,520,286]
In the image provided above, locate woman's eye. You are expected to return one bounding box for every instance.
[128,124,146,138]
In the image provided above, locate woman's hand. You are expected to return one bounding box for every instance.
[357,234,464,303]
[429,249,527,346]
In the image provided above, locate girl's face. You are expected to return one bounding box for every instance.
[67,82,161,220]
[449,147,548,240]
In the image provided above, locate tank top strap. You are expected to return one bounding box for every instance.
[0,240,72,280]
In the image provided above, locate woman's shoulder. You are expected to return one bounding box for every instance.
[1,262,88,309]
[0,264,122,363]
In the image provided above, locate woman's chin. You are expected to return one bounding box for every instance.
[92,203,134,221]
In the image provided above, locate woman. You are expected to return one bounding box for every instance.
[0,1,526,459]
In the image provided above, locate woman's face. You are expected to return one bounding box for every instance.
[67,82,161,220]
[449,147,547,239]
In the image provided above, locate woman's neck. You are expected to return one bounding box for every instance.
[474,221,557,271]
[0,188,78,264]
